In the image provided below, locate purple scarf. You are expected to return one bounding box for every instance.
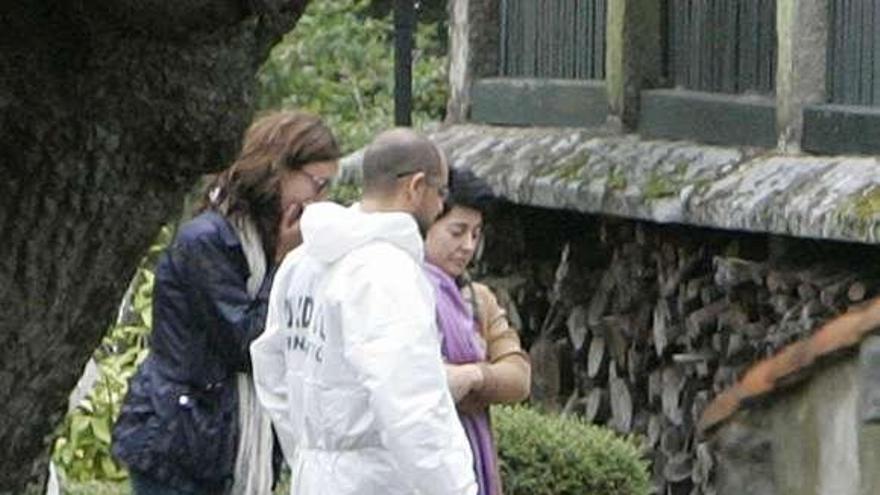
[425,263,498,495]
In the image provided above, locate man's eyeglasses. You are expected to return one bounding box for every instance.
[431,181,450,201]
[395,170,449,200]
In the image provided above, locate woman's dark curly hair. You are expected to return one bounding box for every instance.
[441,167,497,217]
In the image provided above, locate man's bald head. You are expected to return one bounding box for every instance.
[362,128,444,195]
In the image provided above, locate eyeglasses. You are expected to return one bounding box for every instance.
[395,170,449,200]
[431,181,450,201]
[299,169,333,197]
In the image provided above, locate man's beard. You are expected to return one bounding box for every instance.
[413,211,433,238]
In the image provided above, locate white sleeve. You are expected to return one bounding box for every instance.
[341,260,477,495]
[250,252,299,463]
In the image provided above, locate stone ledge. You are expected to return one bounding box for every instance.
[424,124,880,245]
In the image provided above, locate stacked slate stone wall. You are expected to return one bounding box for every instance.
[476,204,880,495]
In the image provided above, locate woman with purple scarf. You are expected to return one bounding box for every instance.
[424,168,532,495]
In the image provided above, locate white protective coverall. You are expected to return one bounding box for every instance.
[251,202,477,495]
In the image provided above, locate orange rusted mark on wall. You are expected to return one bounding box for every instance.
[698,296,880,434]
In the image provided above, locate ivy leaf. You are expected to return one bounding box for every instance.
[90,417,112,445]
[71,415,90,436]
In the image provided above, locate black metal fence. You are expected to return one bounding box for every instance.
[499,0,607,79]
[665,0,776,95]
[828,0,880,105]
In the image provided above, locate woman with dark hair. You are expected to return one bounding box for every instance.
[112,110,341,495]
[423,168,531,495]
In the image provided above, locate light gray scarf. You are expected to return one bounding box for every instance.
[229,213,274,495]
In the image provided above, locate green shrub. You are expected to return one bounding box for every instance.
[493,405,651,495]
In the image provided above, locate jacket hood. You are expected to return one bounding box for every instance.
[300,202,424,264]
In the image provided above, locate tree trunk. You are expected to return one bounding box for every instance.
[0,2,309,491]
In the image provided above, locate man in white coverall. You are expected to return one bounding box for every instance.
[250,128,478,495]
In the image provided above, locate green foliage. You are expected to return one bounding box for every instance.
[493,405,651,495]
[257,0,448,152]
[52,226,173,484]
[328,182,362,206]
[60,480,132,495]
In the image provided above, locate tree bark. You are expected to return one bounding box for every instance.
[0,1,309,490]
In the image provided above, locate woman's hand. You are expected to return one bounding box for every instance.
[445,363,485,403]
[274,202,304,264]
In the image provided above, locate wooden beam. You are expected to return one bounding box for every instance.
[446,0,502,124]
[803,103,880,156]
[776,0,829,152]
[470,77,608,127]
[639,89,776,148]
[606,0,662,130]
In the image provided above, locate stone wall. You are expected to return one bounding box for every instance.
[431,124,880,245]
[710,358,859,495]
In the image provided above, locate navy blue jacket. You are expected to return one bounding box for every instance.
[112,211,274,491]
